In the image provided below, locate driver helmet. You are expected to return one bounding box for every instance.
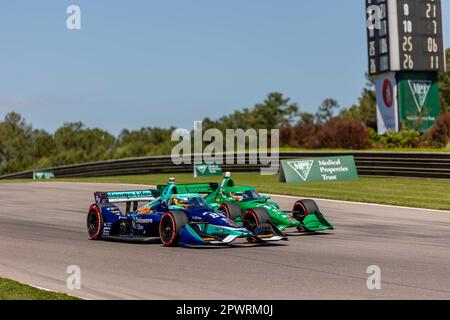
[230,192,244,202]
[172,197,189,207]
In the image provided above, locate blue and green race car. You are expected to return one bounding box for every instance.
[87,178,287,247]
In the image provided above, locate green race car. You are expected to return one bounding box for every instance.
[203,173,334,234]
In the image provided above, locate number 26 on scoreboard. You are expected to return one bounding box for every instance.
[403,54,414,69]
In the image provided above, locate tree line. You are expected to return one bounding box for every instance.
[1,49,449,175]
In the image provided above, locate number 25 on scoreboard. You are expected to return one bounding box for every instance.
[402,36,412,52]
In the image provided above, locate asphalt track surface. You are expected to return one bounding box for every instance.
[1,182,450,300]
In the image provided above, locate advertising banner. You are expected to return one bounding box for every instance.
[279,156,358,183]
[375,72,399,134]
[194,163,223,178]
[33,170,55,180]
[397,72,440,132]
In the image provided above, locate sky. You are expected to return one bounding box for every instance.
[0,0,449,135]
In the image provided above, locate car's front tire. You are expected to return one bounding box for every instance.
[159,211,189,247]
[87,205,104,240]
[243,208,271,243]
[293,199,319,232]
[219,202,242,220]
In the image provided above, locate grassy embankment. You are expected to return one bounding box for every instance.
[0,278,79,300]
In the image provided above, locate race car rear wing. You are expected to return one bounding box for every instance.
[157,183,218,195]
[94,189,161,213]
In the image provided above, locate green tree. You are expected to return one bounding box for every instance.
[340,88,377,130]
[113,127,175,158]
[0,113,35,174]
[439,48,450,113]
[31,129,56,168]
[251,92,299,129]
[315,98,340,124]
[51,122,116,165]
[298,112,315,125]
[204,92,299,131]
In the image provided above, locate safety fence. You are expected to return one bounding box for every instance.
[1,152,449,180]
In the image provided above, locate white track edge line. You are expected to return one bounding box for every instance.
[28,284,53,292]
[27,283,87,299]
[264,193,450,214]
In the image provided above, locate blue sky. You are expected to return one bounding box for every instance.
[1,1,449,135]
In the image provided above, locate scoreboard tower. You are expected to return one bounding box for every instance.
[366,0,446,133]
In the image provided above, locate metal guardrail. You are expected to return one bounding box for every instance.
[1,152,450,180]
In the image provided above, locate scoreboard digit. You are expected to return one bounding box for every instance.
[367,0,446,75]
[397,0,444,72]
[367,0,390,75]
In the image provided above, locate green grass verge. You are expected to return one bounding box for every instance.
[11,173,448,211]
[0,278,80,300]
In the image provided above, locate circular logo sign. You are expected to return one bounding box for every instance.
[382,79,393,108]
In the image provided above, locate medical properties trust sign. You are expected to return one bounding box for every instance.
[279,156,358,183]
[33,169,55,180]
[194,163,223,178]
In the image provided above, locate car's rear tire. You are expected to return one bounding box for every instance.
[159,211,189,247]
[293,199,319,232]
[87,205,103,240]
[219,202,242,220]
[243,208,271,243]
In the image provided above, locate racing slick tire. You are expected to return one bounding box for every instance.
[293,199,319,232]
[87,205,104,240]
[219,202,242,220]
[243,208,272,243]
[159,210,189,247]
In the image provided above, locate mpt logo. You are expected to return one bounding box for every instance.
[196,165,208,174]
[408,80,432,112]
[287,160,314,181]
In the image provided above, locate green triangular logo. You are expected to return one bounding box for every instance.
[408,80,431,112]
[197,165,208,174]
[287,160,314,181]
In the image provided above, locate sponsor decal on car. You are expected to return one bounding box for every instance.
[135,218,153,224]
[137,207,153,214]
